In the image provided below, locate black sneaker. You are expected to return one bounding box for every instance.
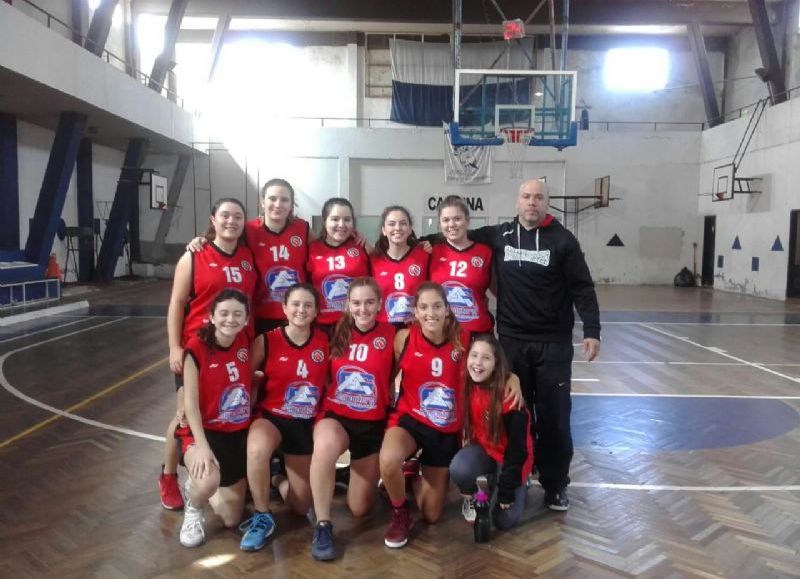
[543,489,569,511]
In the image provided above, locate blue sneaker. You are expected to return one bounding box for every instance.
[311,520,335,561]
[239,511,276,551]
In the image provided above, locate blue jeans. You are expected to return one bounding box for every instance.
[449,444,527,530]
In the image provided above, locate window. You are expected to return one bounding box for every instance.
[603,48,669,93]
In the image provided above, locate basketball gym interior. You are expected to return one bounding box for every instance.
[0,1,799,578]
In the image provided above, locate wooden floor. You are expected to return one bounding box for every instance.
[1,281,799,579]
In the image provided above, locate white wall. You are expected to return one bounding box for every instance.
[699,96,800,299]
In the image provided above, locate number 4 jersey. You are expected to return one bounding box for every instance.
[322,322,397,421]
[259,327,330,420]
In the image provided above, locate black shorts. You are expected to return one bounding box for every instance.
[397,414,460,468]
[260,410,314,456]
[176,426,247,487]
[255,318,286,335]
[323,411,386,461]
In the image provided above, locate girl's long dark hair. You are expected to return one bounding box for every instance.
[373,205,418,258]
[204,197,247,243]
[330,277,381,358]
[463,333,511,446]
[197,288,250,350]
[413,281,464,356]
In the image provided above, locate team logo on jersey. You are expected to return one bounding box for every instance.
[408,264,422,277]
[321,274,352,312]
[373,336,388,350]
[241,260,254,272]
[442,281,478,322]
[279,382,320,418]
[333,366,377,412]
[311,349,325,364]
[385,292,413,323]
[266,266,299,302]
[290,235,303,248]
[451,349,462,362]
[237,348,249,363]
[210,384,251,425]
[347,247,360,258]
[209,262,219,268]
[418,382,456,427]
[471,256,484,268]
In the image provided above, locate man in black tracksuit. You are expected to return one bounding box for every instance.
[469,178,601,511]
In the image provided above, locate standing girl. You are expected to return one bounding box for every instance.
[307,198,370,334]
[177,288,253,548]
[246,178,311,334]
[239,283,329,551]
[428,196,494,334]
[449,334,533,533]
[378,282,468,549]
[308,278,396,560]
[370,206,429,328]
[161,199,257,510]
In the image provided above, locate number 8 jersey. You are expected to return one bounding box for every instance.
[392,325,469,434]
[259,327,330,420]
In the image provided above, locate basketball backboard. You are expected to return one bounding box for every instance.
[449,69,578,150]
[595,176,610,208]
[712,163,734,202]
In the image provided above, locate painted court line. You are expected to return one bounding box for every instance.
[575,360,800,367]
[0,317,91,345]
[637,323,800,385]
[0,300,89,327]
[570,482,800,492]
[0,317,167,447]
[572,392,800,400]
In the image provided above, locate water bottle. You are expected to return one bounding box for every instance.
[473,475,491,543]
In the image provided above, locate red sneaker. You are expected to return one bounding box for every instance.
[401,458,420,493]
[384,504,414,548]
[159,472,184,511]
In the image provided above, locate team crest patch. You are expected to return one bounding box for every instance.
[471,256,484,268]
[442,281,478,322]
[347,247,360,258]
[451,349,462,362]
[373,336,387,350]
[237,348,249,363]
[241,260,253,271]
[408,264,422,277]
[266,266,299,302]
[418,382,456,427]
[210,384,250,425]
[311,349,325,364]
[333,366,377,412]
[279,383,320,418]
[321,274,352,312]
[290,235,303,248]
[385,292,413,323]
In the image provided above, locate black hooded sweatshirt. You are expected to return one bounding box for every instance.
[469,214,600,342]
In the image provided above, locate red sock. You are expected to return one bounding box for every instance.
[391,498,406,509]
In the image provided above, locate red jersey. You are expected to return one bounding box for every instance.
[183,242,257,344]
[392,325,469,433]
[429,241,493,333]
[259,327,329,420]
[323,322,396,421]
[307,238,370,325]
[469,386,534,483]
[371,246,430,325]
[246,217,309,322]
[184,332,252,433]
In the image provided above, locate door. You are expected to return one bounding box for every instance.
[701,215,716,287]
[788,210,800,298]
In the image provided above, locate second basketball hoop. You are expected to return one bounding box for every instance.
[500,127,534,179]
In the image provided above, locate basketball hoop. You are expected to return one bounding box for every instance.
[500,127,534,179]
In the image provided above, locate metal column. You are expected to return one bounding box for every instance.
[747,0,787,104]
[149,0,189,91]
[76,138,95,281]
[84,0,120,57]
[687,22,722,128]
[0,113,20,251]
[24,112,87,268]
[94,138,148,281]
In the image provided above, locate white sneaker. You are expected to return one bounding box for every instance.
[461,497,476,524]
[180,502,206,548]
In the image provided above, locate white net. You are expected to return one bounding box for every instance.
[500,128,534,179]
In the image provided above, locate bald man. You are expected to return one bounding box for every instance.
[468,179,600,511]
